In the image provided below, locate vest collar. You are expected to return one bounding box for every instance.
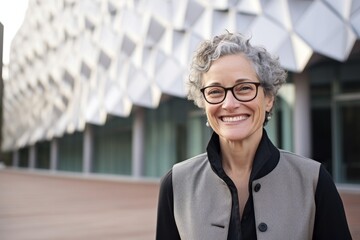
[206,129,280,182]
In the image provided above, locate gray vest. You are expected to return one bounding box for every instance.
[172,150,320,240]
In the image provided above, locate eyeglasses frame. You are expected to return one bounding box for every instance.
[200,82,262,104]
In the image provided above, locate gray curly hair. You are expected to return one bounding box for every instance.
[187,32,287,110]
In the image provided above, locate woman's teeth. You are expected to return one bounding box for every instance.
[221,115,248,122]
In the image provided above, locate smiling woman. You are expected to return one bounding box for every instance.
[201,54,273,144]
[156,32,352,240]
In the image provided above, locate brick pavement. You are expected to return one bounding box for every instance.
[0,169,359,240]
[0,170,159,240]
[339,190,360,239]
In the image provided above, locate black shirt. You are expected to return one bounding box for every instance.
[156,130,352,239]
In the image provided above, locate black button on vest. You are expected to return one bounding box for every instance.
[258,222,268,232]
[254,183,261,192]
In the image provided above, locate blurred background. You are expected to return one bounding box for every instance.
[0,0,359,239]
[1,0,360,182]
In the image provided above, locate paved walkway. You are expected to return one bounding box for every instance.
[0,169,359,240]
[0,170,159,240]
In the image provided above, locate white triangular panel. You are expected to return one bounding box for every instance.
[142,0,173,25]
[235,12,257,34]
[172,32,192,66]
[16,132,30,149]
[318,25,356,61]
[166,72,187,98]
[104,81,132,117]
[237,0,262,15]
[85,91,107,125]
[324,0,352,20]
[157,27,173,55]
[184,0,205,29]
[277,36,297,72]
[350,10,360,36]
[127,68,158,108]
[288,1,312,26]
[264,0,292,30]
[248,15,288,54]
[290,34,313,72]
[296,1,357,61]
[155,57,182,94]
[351,0,360,15]
[209,0,229,10]
[212,10,232,36]
[171,0,189,30]
[277,33,312,72]
[187,33,203,63]
[192,8,213,40]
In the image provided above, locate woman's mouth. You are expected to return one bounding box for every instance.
[221,115,249,122]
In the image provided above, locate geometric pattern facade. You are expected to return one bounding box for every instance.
[3,0,360,150]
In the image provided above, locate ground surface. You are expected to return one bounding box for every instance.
[0,169,359,239]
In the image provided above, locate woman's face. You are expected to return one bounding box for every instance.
[202,54,274,143]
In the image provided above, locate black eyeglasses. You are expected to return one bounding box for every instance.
[200,82,261,104]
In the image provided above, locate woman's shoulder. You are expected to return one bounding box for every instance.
[173,152,208,170]
[160,153,209,189]
[279,149,321,168]
[277,149,321,184]
[172,153,211,184]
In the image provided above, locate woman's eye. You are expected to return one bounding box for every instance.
[241,86,252,90]
[208,88,223,95]
[236,84,253,92]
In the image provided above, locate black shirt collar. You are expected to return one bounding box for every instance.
[207,129,280,182]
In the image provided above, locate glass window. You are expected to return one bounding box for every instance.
[340,102,360,183]
[19,147,29,167]
[310,67,332,174]
[309,58,360,183]
[37,141,50,169]
[311,108,332,173]
[340,62,360,93]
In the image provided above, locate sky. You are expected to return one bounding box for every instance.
[0,0,29,65]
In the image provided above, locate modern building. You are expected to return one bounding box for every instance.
[2,0,360,184]
[0,22,3,154]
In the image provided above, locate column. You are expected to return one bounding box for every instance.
[83,124,94,174]
[132,107,145,178]
[293,72,312,158]
[12,150,19,167]
[281,97,293,151]
[50,138,58,171]
[331,80,343,182]
[29,144,36,169]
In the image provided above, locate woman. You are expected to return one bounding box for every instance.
[156,32,352,240]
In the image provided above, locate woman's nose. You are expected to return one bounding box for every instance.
[222,90,240,109]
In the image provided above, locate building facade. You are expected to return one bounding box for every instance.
[2,0,360,183]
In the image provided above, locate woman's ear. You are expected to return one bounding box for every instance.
[265,95,274,112]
